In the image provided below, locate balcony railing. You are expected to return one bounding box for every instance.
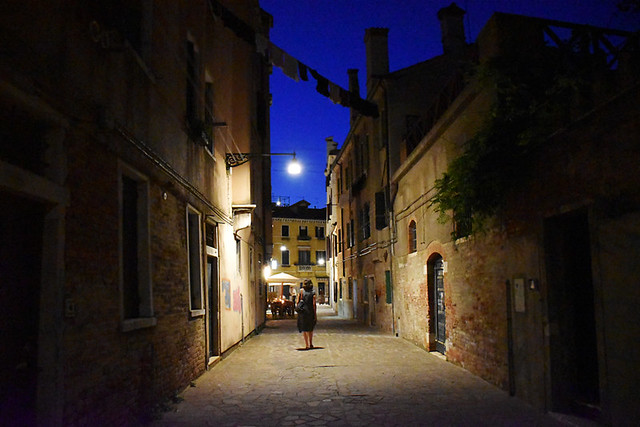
[297,235,311,241]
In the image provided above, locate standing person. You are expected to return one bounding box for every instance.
[297,280,317,349]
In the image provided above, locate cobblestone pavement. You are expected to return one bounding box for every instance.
[152,306,572,426]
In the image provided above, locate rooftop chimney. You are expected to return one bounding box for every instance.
[364,28,389,94]
[347,69,360,125]
[438,3,466,56]
[326,136,338,156]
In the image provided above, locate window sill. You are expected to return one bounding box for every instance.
[190,309,206,318]
[121,317,157,332]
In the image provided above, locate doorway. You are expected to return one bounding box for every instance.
[205,223,219,360]
[0,192,45,424]
[352,279,358,320]
[428,255,446,354]
[544,209,600,420]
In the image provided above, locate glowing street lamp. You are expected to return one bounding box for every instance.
[286,156,302,175]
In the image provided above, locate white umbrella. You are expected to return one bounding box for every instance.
[266,272,300,283]
[266,272,300,302]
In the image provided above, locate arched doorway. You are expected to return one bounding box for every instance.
[428,254,446,354]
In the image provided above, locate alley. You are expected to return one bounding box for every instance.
[152,307,571,426]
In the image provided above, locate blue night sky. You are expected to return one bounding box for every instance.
[260,0,637,209]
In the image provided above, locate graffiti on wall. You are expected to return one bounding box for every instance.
[233,287,242,313]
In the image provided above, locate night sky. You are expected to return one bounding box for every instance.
[261,0,637,208]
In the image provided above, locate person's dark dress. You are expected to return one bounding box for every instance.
[297,290,316,332]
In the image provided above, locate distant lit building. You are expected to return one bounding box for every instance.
[271,200,329,303]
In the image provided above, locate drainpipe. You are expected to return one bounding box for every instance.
[381,85,398,337]
[389,186,397,337]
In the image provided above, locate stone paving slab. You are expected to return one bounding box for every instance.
[152,307,572,426]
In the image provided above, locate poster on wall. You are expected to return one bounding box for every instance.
[222,279,231,309]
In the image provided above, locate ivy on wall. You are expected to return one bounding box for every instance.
[429,49,594,239]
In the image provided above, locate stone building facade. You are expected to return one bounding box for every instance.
[0,0,272,424]
[326,4,474,331]
[391,11,639,424]
[327,3,639,424]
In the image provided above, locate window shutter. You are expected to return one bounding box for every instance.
[375,191,387,230]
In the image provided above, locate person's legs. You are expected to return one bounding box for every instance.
[303,331,310,349]
[309,331,314,348]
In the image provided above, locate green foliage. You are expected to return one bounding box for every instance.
[429,51,587,239]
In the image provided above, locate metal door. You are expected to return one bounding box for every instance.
[434,257,446,354]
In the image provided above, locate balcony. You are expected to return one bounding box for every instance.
[297,265,312,272]
[297,235,311,241]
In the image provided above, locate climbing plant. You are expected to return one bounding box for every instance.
[429,49,591,239]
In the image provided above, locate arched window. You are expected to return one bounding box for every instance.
[408,220,417,253]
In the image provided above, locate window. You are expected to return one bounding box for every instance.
[359,203,370,240]
[205,222,217,249]
[315,226,324,239]
[408,220,417,253]
[298,249,311,265]
[316,251,326,265]
[236,237,241,273]
[281,224,289,237]
[375,190,388,230]
[350,219,355,247]
[346,222,351,248]
[89,0,145,54]
[454,211,472,239]
[188,208,204,314]
[354,135,361,175]
[348,277,353,299]
[356,134,369,175]
[298,225,309,240]
[333,235,337,258]
[120,166,154,329]
[204,80,215,153]
[281,249,290,266]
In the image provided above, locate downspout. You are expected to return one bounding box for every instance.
[381,85,398,337]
